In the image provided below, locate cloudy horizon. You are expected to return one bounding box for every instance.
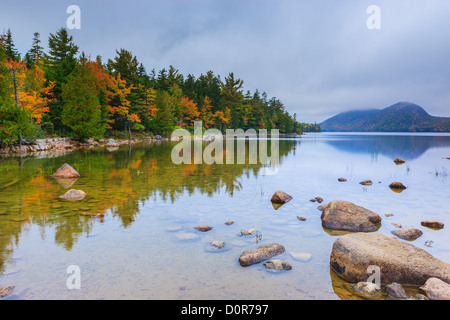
[1,0,450,123]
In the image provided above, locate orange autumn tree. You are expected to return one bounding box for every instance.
[200,96,215,129]
[213,107,231,131]
[85,58,116,129]
[5,58,54,124]
[179,96,200,129]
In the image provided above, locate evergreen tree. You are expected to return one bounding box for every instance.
[4,29,20,62]
[44,28,79,132]
[107,48,139,86]
[25,32,44,68]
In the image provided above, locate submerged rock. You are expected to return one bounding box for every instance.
[289,252,312,262]
[330,233,450,285]
[224,221,234,226]
[194,225,213,232]
[59,189,87,200]
[421,221,444,229]
[0,286,14,298]
[210,241,225,249]
[297,216,307,221]
[391,228,423,240]
[420,278,450,300]
[239,243,285,267]
[318,200,381,232]
[51,163,80,179]
[270,190,293,204]
[263,259,292,271]
[175,231,199,241]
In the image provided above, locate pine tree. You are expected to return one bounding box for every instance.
[45,28,79,132]
[4,29,20,62]
[25,32,44,68]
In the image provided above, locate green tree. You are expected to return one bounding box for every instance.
[25,32,44,69]
[220,72,245,130]
[44,28,79,132]
[61,56,105,140]
[0,36,33,146]
[4,29,20,62]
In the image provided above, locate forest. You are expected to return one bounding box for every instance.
[0,28,320,146]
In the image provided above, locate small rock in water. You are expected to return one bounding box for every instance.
[359,180,373,186]
[51,163,80,179]
[210,241,225,249]
[421,221,444,229]
[425,240,434,247]
[59,189,87,200]
[391,228,423,240]
[310,196,323,203]
[394,158,406,165]
[194,225,213,232]
[420,278,450,300]
[0,286,14,298]
[297,216,307,221]
[270,190,293,204]
[241,228,257,235]
[391,223,402,228]
[224,221,234,226]
[385,213,395,217]
[413,294,429,300]
[353,282,381,297]
[239,243,285,267]
[338,178,347,182]
[389,181,407,190]
[385,283,408,299]
[263,259,292,271]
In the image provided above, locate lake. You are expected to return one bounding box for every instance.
[0,132,449,300]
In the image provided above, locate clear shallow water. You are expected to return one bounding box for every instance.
[0,132,449,300]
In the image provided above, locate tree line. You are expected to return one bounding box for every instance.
[0,28,320,145]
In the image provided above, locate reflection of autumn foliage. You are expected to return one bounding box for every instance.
[0,140,296,271]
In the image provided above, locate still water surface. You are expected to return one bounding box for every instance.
[0,132,449,299]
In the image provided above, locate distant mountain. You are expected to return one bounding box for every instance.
[320,102,450,132]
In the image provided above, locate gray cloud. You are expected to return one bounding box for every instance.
[1,0,450,123]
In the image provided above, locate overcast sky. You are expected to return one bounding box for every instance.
[1,0,450,123]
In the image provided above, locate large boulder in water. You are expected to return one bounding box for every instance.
[51,163,80,179]
[420,278,450,300]
[318,200,382,232]
[330,233,450,286]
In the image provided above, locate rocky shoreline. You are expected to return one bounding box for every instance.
[0,136,171,157]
